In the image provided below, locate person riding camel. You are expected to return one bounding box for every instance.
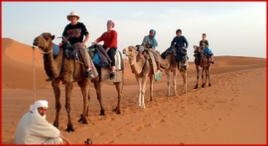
[93,20,118,80]
[45,11,94,82]
[141,29,162,71]
[170,29,189,69]
[199,33,214,64]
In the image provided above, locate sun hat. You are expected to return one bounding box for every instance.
[67,11,80,21]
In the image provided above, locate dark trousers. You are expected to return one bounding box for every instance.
[103,46,117,66]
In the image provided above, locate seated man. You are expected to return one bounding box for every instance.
[170,29,189,69]
[14,100,71,144]
[199,33,214,64]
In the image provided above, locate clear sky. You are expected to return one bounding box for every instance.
[2,2,266,61]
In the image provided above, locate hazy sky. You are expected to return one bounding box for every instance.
[2,2,266,61]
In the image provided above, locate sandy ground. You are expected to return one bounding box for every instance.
[1,38,267,144]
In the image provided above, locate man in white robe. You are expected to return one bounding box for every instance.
[14,100,71,144]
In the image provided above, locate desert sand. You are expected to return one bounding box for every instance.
[1,38,266,144]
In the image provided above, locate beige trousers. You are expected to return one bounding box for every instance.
[74,43,91,67]
[73,43,99,77]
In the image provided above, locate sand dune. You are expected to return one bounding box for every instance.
[1,38,266,144]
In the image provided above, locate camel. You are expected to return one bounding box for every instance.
[193,46,211,89]
[160,46,188,96]
[122,46,188,108]
[32,32,124,132]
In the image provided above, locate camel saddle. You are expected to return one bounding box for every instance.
[161,46,188,63]
[194,47,210,66]
[135,44,162,81]
[87,44,124,82]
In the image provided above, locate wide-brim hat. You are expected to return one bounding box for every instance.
[67,11,80,21]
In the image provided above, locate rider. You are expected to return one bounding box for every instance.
[199,33,214,64]
[93,20,118,80]
[170,29,189,69]
[141,29,162,71]
[45,11,94,82]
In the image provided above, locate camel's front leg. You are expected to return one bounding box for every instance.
[141,76,148,109]
[165,70,171,96]
[77,80,90,124]
[181,70,187,94]
[149,74,154,101]
[136,77,142,107]
[52,79,61,128]
[94,81,105,116]
[194,66,200,89]
[207,66,212,87]
[201,67,206,88]
[173,69,178,96]
[65,82,74,132]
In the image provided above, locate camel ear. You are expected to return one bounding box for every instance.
[51,35,55,40]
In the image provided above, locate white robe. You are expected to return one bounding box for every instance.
[14,112,62,144]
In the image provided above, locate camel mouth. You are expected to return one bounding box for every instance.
[122,49,126,54]
[32,45,38,49]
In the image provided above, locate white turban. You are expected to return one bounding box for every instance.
[29,100,48,119]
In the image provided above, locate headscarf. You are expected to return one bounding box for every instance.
[107,20,115,28]
[149,29,157,48]
[29,100,48,119]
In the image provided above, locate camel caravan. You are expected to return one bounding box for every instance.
[31,12,215,132]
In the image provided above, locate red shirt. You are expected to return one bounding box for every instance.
[96,30,117,48]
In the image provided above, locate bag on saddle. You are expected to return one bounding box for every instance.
[177,47,187,56]
[176,47,187,62]
[204,47,213,55]
[63,42,78,60]
[161,46,175,59]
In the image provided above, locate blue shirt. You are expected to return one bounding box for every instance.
[171,36,188,48]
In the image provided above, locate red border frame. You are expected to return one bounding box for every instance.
[1,0,267,146]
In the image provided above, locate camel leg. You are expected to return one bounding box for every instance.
[64,82,74,132]
[208,66,212,86]
[77,80,90,124]
[141,76,148,109]
[86,87,91,116]
[149,74,154,101]
[136,77,142,107]
[52,79,61,128]
[94,81,105,116]
[181,69,187,94]
[194,66,200,89]
[112,81,123,114]
[173,69,178,96]
[165,70,171,97]
[201,67,206,88]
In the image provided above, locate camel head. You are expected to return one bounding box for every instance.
[33,32,55,52]
[123,46,138,64]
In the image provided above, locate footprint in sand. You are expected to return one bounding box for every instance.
[133,125,143,131]
[108,140,115,144]
[94,132,100,137]
[144,123,151,127]
[159,119,166,123]
[228,98,234,101]
[114,133,123,137]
